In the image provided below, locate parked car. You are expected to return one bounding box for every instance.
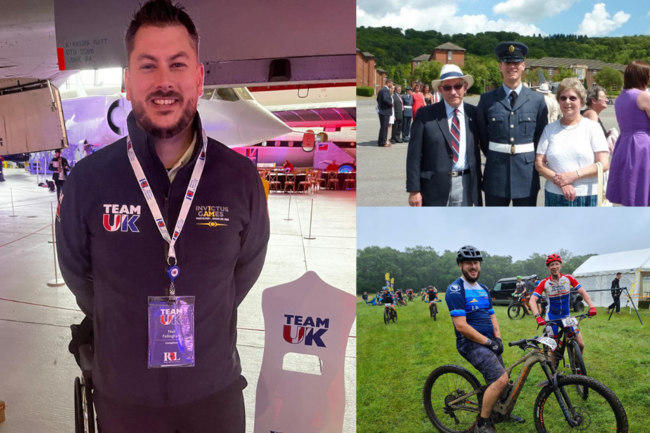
[491,276,584,312]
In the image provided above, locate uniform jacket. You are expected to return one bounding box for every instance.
[477,85,548,199]
[56,112,270,407]
[402,93,414,117]
[376,86,393,116]
[406,101,483,206]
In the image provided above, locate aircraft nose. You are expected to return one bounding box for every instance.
[237,104,291,146]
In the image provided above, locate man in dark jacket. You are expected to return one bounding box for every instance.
[402,86,414,142]
[391,84,404,143]
[406,65,482,207]
[607,272,623,315]
[56,1,269,431]
[377,78,394,147]
[49,149,70,201]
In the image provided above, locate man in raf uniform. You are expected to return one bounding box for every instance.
[477,42,548,206]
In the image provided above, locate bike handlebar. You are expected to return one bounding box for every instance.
[543,313,591,326]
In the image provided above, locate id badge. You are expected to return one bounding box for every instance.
[148,296,195,368]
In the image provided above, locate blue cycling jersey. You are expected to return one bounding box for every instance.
[445,277,495,344]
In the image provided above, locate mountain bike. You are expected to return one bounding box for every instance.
[507,293,531,320]
[541,314,592,399]
[429,300,439,321]
[383,304,397,325]
[423,335,628,432]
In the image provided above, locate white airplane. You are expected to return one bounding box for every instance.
[61,86,292,150]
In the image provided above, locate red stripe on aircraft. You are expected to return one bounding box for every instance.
[56,48,66,71]
[248,82,356,92]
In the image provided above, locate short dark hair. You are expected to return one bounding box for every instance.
[125,0,199,63]
[385,78,393,84]
[616,272,622,276]
[623,60,650,90]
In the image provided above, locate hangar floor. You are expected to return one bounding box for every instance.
[0,168,356,433]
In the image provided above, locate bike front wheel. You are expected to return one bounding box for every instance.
[533,375,628,433]
[423,364,482,433]
[567,339,588,399]
[507,302,524,320]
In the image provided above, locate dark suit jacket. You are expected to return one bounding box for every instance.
[393,93,404,119]
[406,101,482,206]
[376,86,393,116]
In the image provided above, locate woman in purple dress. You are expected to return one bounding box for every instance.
[607,60,650,206]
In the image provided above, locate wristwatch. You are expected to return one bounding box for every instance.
[534,314,541,318]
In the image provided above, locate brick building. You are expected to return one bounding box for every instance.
[525,57,625,88]
[356,48,389,95]
[411,42,466,76]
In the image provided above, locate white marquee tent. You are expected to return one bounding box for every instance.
[573,247,650,308]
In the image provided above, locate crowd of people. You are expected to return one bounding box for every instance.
[377,40,650,207]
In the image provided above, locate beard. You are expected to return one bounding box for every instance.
[132,91,196,139]
[462,268,481,283]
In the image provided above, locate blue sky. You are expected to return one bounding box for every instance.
[357,208,650,261]
[357,0,649,37]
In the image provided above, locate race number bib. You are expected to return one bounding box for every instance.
[148,296,195,368]
[536,337,557,351]
[561,317,578,327]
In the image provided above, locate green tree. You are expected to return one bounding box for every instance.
[594,66,623,91]
[463,55,491,94]
[526,68,550,85]
[551,66,576,82]
[412,60,444,87]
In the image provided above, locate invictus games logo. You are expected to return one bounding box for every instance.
[103,204,140,232]
[283,314,329,348]
[196,205,229,228]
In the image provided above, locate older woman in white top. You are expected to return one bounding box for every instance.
[535,78,610,206]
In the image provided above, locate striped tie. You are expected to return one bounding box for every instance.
[450,108,460,163]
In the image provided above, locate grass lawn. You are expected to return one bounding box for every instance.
[357,296,650,432]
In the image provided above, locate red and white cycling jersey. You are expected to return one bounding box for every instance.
[533,274,581,318]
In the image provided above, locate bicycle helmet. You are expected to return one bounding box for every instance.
[517,276,522,279]
[456,245,483,264]
[531,274,537,279]
[546,254,562,266]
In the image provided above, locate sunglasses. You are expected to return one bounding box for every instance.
[441,83,464,92]
[559,95,579,102]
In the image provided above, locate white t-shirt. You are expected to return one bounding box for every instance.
[536,117,609,196]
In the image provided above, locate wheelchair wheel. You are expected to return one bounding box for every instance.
[74,377,84,433]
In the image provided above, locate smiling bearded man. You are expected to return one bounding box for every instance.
[56,1,270,431]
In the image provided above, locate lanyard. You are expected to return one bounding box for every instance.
[127,130,208,295]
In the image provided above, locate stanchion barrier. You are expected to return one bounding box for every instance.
[284,193,293,221]
[9,188,17,217]
[47,202,65,287]
[304,199,316,240]
[254,271,356,433]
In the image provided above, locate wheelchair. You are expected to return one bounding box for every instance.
[70,318,101,433]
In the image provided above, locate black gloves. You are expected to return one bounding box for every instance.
[485,337,504,356]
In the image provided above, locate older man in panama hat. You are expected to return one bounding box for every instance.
[406,64,483,206]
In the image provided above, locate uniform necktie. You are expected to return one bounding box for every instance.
[450,109,461,163]
[509,91,518,109]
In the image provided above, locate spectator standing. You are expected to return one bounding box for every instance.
[535,78,609,206]
[402,86,414,142]
[607,60,650,206]
[607,272,623,315]
[376,78,394,147]
[391,85,404,143]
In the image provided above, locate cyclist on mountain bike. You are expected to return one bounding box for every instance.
[380,287,396,313]
[445,246,520,433]
[530,254,597,362]
[427,285,439,315]
[395,289,407,305]
[513,276,532,314]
